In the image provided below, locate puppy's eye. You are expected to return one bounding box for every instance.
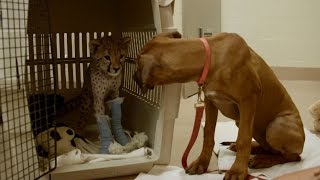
[120,55,124,59]
[104,55,111,60]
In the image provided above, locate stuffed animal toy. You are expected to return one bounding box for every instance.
[35,125,93,171]
[35,125,148,171]
[308,99,320,132]
[35,125,97,158]
[35,125,148,157]
[36,126,78,158]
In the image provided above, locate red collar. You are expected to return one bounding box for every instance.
[197,38,212,86]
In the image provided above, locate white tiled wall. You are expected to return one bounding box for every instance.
[175,0,320,68]
[221,0,320,68]
[173,0,183,33]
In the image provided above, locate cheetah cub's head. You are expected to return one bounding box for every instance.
[89,36,131,76]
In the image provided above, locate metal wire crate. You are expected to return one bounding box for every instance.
[0,0,58,179]
[1,0,181,179]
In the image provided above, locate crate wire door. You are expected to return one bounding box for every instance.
[121,31,162,108]
[1,0,180,179]
[0,0,58,179]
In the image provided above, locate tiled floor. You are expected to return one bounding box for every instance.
[169,80,320,170]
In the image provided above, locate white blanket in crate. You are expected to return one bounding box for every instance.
[49,147,153,168]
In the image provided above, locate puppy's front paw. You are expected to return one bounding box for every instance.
[224,167,248,180]
[185,158,209,175]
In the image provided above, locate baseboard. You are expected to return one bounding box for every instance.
[271,67,320,81]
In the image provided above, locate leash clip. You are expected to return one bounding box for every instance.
[183,85,206,169]
[195,85,205,108]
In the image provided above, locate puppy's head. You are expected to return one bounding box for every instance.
[133,31,182,93]
[133,54,157,93]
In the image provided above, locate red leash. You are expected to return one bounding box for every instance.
[181,37,212,170]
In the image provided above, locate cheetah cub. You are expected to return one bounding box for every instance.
[79,35,131,153]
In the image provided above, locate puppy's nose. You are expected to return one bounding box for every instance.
[133,71,139,84]
[133,71,148,94]
[133,71,136,78]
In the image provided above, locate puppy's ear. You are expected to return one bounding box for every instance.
[89,39,101,55]
[156,31,182,39]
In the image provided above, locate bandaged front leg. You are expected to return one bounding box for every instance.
[96,114,113,154]
[107,97,129,146]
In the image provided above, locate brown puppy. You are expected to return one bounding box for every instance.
[133,31,305,180]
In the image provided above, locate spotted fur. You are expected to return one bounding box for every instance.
[75,36,131,139]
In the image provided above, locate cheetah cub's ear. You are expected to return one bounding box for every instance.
[89,38,102,56]
[120,37,131,49]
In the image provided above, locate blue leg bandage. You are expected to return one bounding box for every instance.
[107,97,129,146]
[96,114,113,154]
